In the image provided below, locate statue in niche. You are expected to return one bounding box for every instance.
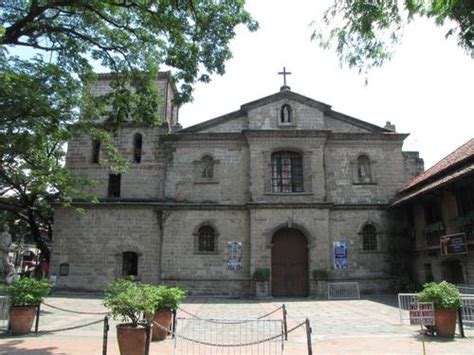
[280,105,291,123]
[357,156,371,183]
[201,156,214,178]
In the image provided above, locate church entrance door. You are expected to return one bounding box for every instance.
[271,228,308,297]
[441,259,464,285]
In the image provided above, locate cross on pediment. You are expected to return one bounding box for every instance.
[278,67,291,91]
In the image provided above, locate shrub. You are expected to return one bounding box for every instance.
[103,279,158,326]
[416,281,461,311]
[252,268,270,282]
[154,286,187,312]
[7,278,51,306]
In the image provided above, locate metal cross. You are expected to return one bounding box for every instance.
[278,67,292,86]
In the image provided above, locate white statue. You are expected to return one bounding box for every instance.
[0,225,19,284]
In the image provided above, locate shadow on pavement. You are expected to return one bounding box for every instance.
[0,339,59,354]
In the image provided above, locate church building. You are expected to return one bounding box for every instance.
[50,72,423,296]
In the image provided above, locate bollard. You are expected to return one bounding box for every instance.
[458,307,465,338]
[144,322,151,355]
[35,303,41,333]
[305,318,312,355]
[282,304,288,341]
[102,316,109,355]
[172,308,177,338]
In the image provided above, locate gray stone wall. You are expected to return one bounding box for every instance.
[164,138,249,204]
[51,206,161,291]
[325,138,406,204]
[160,209,250,296]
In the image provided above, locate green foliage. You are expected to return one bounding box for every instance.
[252,268,270,282]
[103,279,158,326]
[0,1,257,257]
[7,278,51,307]
[0,0,257,104]
[416,281,461,311]
[312,268,329,280]
[154,286,187,311]
[313,0,473,74]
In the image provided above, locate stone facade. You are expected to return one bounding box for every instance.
[51,76,423,296]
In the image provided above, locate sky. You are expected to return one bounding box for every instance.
[178,0,474,169]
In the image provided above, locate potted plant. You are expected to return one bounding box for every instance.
[152,286,186,340]
[7,278,51,334]
[103,279,157,355]
[416,281,461,337]
[253,268,271,299]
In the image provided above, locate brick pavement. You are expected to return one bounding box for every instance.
[0,294,472,354]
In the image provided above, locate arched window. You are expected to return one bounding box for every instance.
[198,225,216,252]
[271,151,303,193]
[133,133,142,163]
[362,224,377,251]
[122,251,138,277]
[92,140,101,164]
[280,104,292,123]
[357,155,371,183]
[201,155,214,179]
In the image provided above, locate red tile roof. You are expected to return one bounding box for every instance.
[401,138,474,192]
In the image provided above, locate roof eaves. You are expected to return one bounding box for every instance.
[178,110,244,133]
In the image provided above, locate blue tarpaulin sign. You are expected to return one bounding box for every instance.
[334,240,348,269]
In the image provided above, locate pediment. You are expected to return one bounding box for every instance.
[179,90,389,134]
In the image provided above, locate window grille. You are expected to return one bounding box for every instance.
[362,224,377,251]
[271,151,303,193]
[198,226,215,252]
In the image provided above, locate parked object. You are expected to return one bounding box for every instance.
[103,279,156,355]
[152,286,186,340]
[7,278,50,334]
[253,268,271,299]
[417,281,461,337]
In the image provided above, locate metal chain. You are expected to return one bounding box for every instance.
[177,305,283,324]
[154,319,306,347]
[37,318,105,334]
[42,302,109,315]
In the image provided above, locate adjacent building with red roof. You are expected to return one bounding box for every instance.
[392,139,474,285]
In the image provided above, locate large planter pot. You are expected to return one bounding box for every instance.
[255,281,271,299]
[9,306,37,334]
[152,310,172,340]
[116,323,150,355]
[435,310,457,338]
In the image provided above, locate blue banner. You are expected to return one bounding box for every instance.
[334,240,348,269]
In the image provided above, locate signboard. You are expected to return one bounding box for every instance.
[409,302,435,326]
[334,241,348,269]
[440,233,467,256]
[227,241,242,271]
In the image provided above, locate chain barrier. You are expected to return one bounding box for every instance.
[155,318,307,348]
[42,302,109,315]
[177,305,283,324]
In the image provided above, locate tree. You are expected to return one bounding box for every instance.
[312,0,473,74]
[0,1,257,259]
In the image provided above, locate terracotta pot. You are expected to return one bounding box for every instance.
[116,323,150,355]
[435,309,457,338]
[152,310,172,340]
[9,306,37,334]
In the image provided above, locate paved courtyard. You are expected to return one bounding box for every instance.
[0,294,472,354]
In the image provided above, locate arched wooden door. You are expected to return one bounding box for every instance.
[271,228,309,297]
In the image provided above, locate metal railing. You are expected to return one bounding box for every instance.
[458,284,474,295]
[397,293,417,324]
[327,282,360,300]
[398,292,474,328]
[460,295,474,327]
[173,318,284,354]
[0,296,9,330]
